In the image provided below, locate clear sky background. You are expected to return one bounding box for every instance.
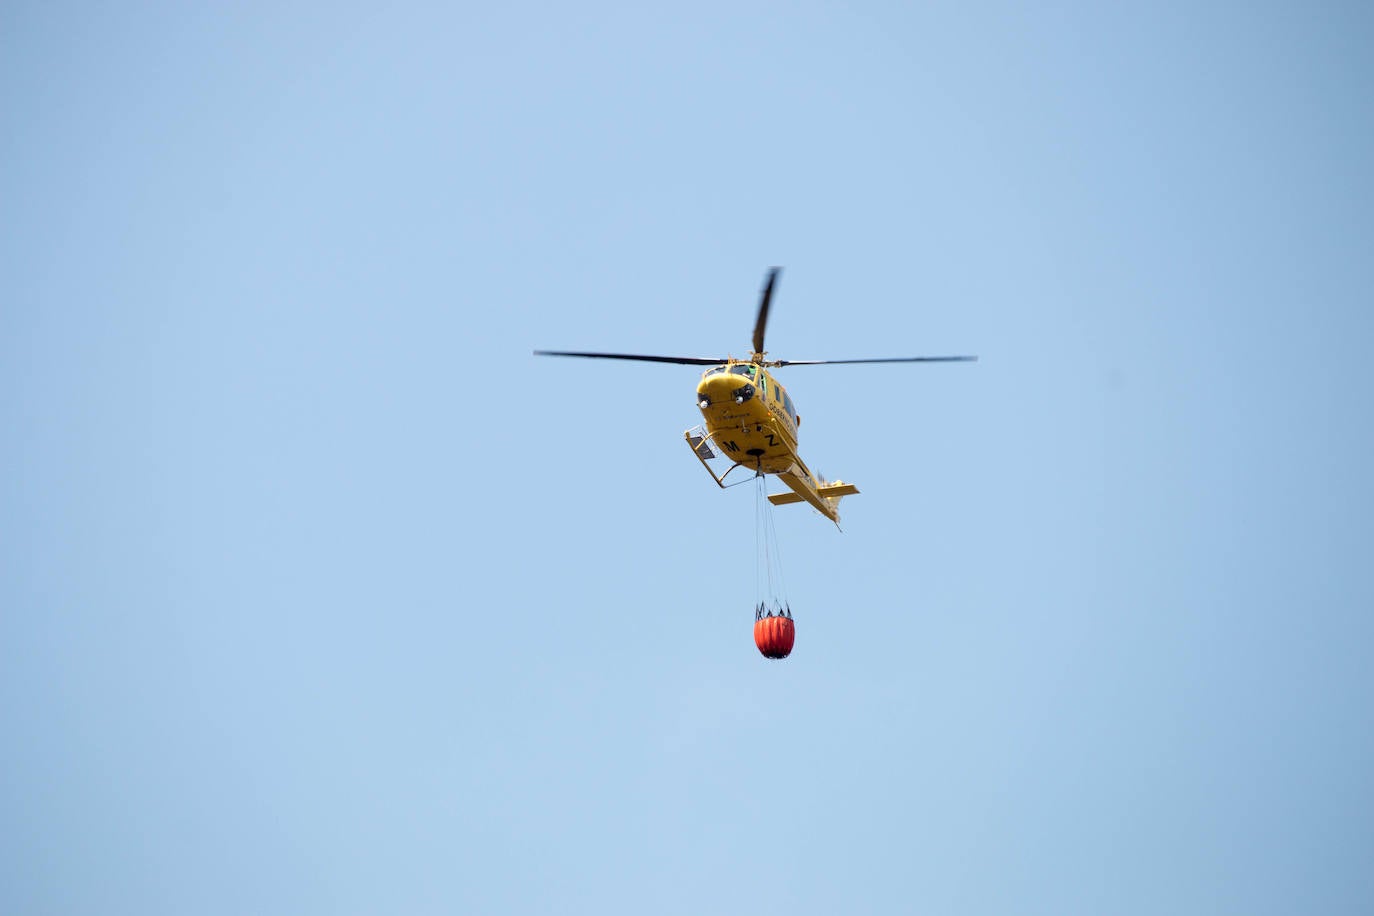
[3,2,1372,913]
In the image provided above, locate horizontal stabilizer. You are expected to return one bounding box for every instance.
[768,482,859,506]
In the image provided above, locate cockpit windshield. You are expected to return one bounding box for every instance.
[729,365,756,377]
[703,366,727,377]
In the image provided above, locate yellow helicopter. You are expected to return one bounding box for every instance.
[535,268,975,526]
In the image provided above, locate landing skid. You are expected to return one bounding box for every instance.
[684,425,759,488]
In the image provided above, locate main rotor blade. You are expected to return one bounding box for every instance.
[534,350,726,366]
[752,267,780,356]
[774,355,979,366]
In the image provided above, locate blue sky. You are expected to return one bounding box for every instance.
[3,2,1372,913]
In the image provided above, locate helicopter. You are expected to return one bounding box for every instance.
[534,268,975,526]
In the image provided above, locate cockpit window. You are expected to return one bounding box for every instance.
[703,366,726,377]
[729,365,756,377]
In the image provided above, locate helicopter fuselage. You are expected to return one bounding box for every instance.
[694,362,800,475]
[536,266,970,526]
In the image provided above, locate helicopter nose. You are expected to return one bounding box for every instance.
[696,373,754,409]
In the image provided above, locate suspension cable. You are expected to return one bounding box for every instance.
[758,472,769,615]
[765,479,787,612]
[754,472,789,618]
